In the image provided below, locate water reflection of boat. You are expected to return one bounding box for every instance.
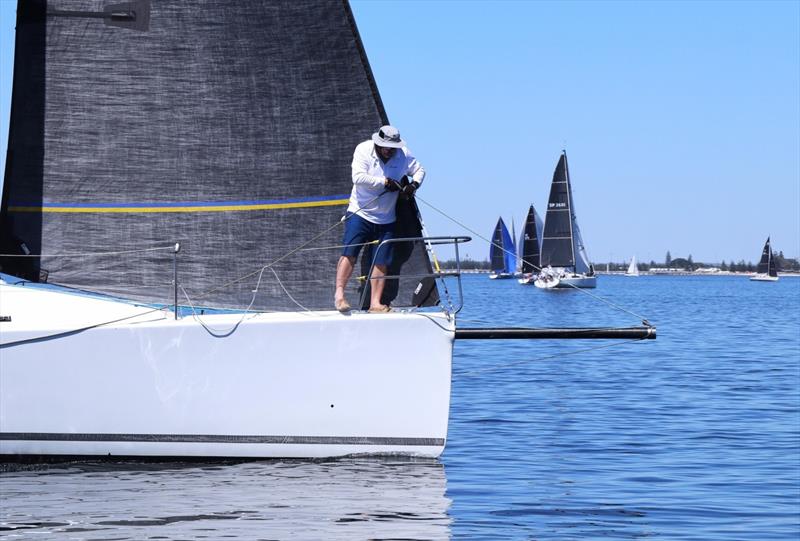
[0,459,451,539]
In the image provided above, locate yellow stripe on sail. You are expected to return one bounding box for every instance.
[9,198,349,214]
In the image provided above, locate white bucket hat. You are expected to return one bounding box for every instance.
[372,125,405,148]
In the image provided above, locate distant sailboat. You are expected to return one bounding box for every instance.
[518,205,543,285]
[489,217,516,279]
[535,152,597,289]
[625,256,640,277]
[750,237,779,282]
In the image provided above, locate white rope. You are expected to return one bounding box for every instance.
[268,267,311,312]
[180,285,258,337]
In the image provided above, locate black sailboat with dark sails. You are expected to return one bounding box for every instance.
[535,151,596,289]
[488,216,516,279]
[750,237,779,282]
[517,204,542,285]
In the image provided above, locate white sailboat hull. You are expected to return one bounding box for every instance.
[0,281,453,458]
[489,273,514,280]
[750,274,779,282]
[534,269,597,289]
[556,275,597,288]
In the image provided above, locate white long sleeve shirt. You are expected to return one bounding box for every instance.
[348,140,425,224]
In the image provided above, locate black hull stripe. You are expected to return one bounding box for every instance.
[0,433,444,446]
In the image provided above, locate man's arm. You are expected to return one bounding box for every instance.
[404,149,425,193]
[351,144,386,188]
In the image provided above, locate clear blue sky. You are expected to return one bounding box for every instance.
[1,1,798,264]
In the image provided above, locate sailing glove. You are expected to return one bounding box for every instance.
[401,181,419,195]
[385,178,401,191]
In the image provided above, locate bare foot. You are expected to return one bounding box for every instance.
[335,298,351,313]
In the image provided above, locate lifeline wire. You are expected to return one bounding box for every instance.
[413,192,653,326]
[180,285,247,337]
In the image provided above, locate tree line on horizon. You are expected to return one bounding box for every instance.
[439,249,800,272]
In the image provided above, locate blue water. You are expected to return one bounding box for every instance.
[1,274,798,540]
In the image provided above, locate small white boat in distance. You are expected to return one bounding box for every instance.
[751,237,779,282]
[625,256,640,277]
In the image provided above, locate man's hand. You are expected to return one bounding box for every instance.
[385,178,401,191]
[401,181,419,196]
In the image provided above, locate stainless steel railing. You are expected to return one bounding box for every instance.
[358,236,472,315]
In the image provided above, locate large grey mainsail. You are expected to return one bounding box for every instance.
[1,0,436,311]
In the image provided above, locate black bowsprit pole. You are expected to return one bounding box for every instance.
[454,326,656,340]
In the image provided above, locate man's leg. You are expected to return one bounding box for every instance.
[368,221,395,311]
[369,264,389,311]
[335,255,356,310]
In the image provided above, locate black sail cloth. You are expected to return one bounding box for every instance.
[756,237,778,277]
[519,205,541,274]
[1,0,437,311]
[539,151,593,275]
[540,154,575,269]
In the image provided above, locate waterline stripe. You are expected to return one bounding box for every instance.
[0,432,444,446]
[8,195,350,214]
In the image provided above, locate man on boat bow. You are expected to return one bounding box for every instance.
[334,125,425,313]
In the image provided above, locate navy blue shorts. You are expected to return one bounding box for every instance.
[341,213,395,266]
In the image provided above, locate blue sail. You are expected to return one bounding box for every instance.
[502,223,517,275]
[490,217,516,275]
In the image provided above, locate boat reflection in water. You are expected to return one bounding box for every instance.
[0,458,451,539]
